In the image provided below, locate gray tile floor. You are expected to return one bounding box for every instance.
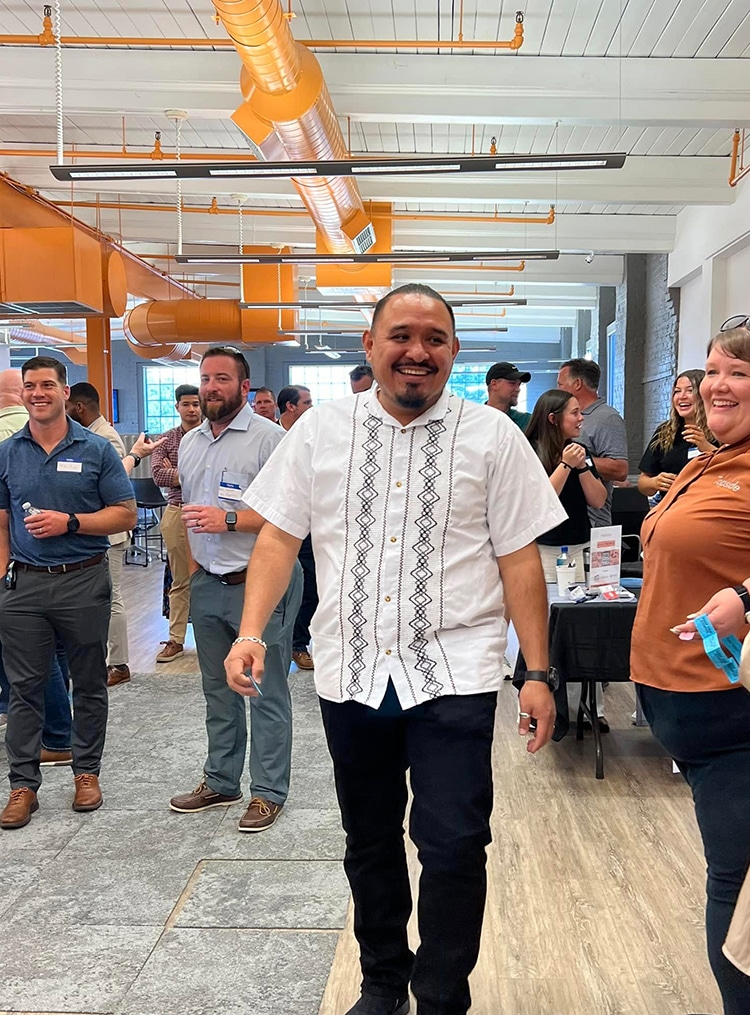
[0,670,348,1015]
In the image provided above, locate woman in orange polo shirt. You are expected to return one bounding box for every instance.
[631,321,750,1015]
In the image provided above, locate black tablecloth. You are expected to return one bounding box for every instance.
[514,595,639,740]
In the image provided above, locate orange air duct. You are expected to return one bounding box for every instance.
[211,0,374,254]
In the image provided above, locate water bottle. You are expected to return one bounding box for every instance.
[556,546,570,596]
[22,501,41,517]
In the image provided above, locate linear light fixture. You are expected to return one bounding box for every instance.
[49,152,627,183]
[179,250,558,266]
[240,298,527,310]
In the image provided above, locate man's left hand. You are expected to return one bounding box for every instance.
[518,681,556,754]
[182,503,230,535]
[24,510,69,539]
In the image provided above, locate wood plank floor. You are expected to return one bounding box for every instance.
[121,563,721,1015]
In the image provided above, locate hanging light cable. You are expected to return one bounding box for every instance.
[51,1,64,164]
[166,110,188,256]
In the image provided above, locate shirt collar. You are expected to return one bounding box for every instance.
[14,417,85,449]
[361,385,453,428]
[196,401,254,440]
[581,397,605,415]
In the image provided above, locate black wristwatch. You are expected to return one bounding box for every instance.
[524,667,560,692]
[225,511,238,532]
[66,513,80,533]
[733,585,750,622]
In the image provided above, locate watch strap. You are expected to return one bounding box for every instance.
[733,585,750,623]
[524,669,551,682]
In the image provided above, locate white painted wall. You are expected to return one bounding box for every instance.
[677,274,708,373]
[726,244,750,316]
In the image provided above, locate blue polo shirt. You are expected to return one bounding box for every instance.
[0,419,134,566]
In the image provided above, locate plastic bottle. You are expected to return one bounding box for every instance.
[556,546,570,596]
[22,501,41,516]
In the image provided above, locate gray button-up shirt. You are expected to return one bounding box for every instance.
[178,402,284,574]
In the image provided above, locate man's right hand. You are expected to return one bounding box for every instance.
[225,639,266,697]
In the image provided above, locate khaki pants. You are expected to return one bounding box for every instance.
[107,539,129,667]
[160,504,190,645]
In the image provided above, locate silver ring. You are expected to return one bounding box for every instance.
[518,711,531,719]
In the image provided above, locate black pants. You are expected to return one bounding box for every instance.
[320,682,497,1015]
[638,684,750,1015]
[0,562,111,792]
[293,535,318,651]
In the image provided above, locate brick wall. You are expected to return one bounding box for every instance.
[614,254,679,468]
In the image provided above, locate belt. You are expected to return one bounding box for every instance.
[202,565,247,586]
[14,553,106,575]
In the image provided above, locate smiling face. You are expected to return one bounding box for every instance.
[23,368,69,426]
[700,345,750,445]
[199,354,250,423]
[362,291,459,423]
[672,375,697,419]
[556,396,583,440]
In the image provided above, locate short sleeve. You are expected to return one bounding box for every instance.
[638,427,664,475]
[97,441,135,505]
[487,423,568,557]
[587,409,628,462]
[242,418,313,539]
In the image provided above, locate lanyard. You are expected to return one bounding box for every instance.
[693,614,743,684]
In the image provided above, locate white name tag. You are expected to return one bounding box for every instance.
[57,460,82,473]
[218,481,243,501]
[687,446,701,460]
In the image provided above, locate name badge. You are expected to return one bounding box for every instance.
[218,480,243,501]
[57,460,82,473]
[687,446,701,460]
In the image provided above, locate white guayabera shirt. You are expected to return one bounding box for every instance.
[243,386,566,710]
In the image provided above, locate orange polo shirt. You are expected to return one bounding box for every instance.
[631,436,750,692]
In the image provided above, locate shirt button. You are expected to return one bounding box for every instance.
[385,596,391,602]
[390,537,397,543]
[385,649,392,656]
[396,481,402,488]
[400,428,407,434]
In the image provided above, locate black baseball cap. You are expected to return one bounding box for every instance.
[485,362,531,384]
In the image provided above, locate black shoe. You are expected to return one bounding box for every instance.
[345,994,410,1015]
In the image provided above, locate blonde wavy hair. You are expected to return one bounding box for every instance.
[651,369,713,452]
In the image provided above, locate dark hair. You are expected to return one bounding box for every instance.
[277,385,309,414]
[349,364,373,382]
[175,384,199,402]
[254,386,276,400]
[21,355,67,385]
[526,389,576,474]
[371,283,455,332]
[707,327,750,364]
[68,381,100,407]
[560,357,600,392]
[200,346,250,382]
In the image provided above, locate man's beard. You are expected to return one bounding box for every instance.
[394,387,428,411]
[200,388,244,421]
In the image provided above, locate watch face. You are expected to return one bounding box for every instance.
[226,512,237,527]
[67,515,80,533]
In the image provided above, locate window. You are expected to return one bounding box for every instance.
[447,362,527,410]
[288,364,356,403]
[143,365,200,435]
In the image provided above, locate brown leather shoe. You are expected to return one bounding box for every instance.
[238,796,282,833]
[107,665,131,687]
[1,788,38,830]
[169,779,243,813]
[292,649,314,670]
[40,748,73,767]
[156,640,184,663]
[73,773,103,812]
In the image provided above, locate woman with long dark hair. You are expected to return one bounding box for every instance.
[526,389,607,583]
[638,368,716,498]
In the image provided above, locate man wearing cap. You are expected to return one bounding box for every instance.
[485,362,532,432]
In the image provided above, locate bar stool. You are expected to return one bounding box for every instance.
[125,478,167,567]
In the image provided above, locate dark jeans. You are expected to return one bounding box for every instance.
[0,562,111,792]
[293,535,318,652]
[638,684,750,1015]
[0,646,8,714]
[42,641,71,752]
[320,682,497,1015]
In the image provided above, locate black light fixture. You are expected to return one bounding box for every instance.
[49,152,626,183]
[239,297,528,310]
[178,250,559,266]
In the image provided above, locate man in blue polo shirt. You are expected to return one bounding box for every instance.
[0,356,136,830]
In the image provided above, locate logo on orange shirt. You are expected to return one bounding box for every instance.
[715,475,741,492]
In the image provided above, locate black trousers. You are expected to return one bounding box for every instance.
[293,534,318,651]
[638,684,750,1015]
[320,682,497,1015]
[0,561,111,792]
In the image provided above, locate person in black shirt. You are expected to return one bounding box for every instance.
[638,369,716,499]
[526,389,607,583]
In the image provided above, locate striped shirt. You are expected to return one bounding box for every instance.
[151,425,189,506]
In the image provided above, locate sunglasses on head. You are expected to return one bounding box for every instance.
[721,315,750,332]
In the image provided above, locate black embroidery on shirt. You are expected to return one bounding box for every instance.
[346,413,383,697]
[409,417,446,698]
[338,402,360,699]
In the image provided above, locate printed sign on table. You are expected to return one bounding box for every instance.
[589,524,622,588]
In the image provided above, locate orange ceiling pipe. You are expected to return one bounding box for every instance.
[1,146,269,162]
[729,129,750,188]
[211,0,373,255]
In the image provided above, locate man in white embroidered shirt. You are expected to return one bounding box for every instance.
[225,285,566,1015]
